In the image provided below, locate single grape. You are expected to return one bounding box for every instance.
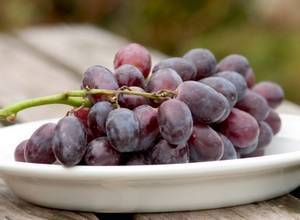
[264,109,281,135]
[113,43,151,78]
[81,65,119,103]
[88,101,113,138]
[113,64,145,88]
[152,57,197,81]
[125,153,150,165]
[258,121,273,149]
[253,81,284,108]
[219,108,259,148]
[106,108,140,152]
[119,86,148,109]
[183,48,216,80]
[158,99,193,145]
[72,107,90,128]
[236,140,258,156]
[84,137,121,166]
[216,54,250,77]
[235,90,270,121]
[25,123,56,164]
[176,81,230,123]
[188,123,224,162]
[200,76,238,107]
[146,68,182,92]
[52,116,87,166]
[215,71,247,100]
[133,105,159,150]
[242,148,265,158]
[218,133,237,160]
[245,67,255,88]
[14,140,28,162]
[148,139,189,164]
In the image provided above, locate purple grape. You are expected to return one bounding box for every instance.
[200,76,238,107]
[216,54,250,77]
[245,67,255,88]
[52,116,87,166]
[119,86,148,109]
[72,107,90,128]
[84,137,121,166]
[219,108,259,148]
[25,123,56,164]
[113,64,145,88]
[133,105,159,150]
[114,43,151,78]
[158,99,193,145]
[219,133,237,160]
[236,90,270,121]
[14,140,28,162]
[106,108,140,152]
[215,71,247,100]
[242,148,265,158]
[88,101,113,138]
[148,139,189,164]
[152,57,197,81]
[125,153,150,165]
[176,81,230,123]
[183,48,216,80]
[253,82,284,109]
[264,110,281,135]
[188,123,224,162]
[236,140,258,156]
[81,65,119,103]
[258,121,273,149]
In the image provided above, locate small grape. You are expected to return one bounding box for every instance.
[52,116,87,166]
[88,101,113,138]
[215,71,247,100]
[200,76,238,107]
[14,140,28,162]
[236,90,270,121]
[113,64,145,88]
[245,67,255,88]
[158,99,193,145]
[176,81,230,123]
[258,121,273,149]
[133,105,159,151]
[188,123,224,162]
[25,123,56,164]
[125,153,150,165]
[152,57,197,81]
[148,139,189,164]
[253,81,284,109]
[106,108,140,152]
[183,48,216,80]
[84,137,121,166]
[114,43,151,78]
[236,140,258,156]
[72,107,90,128]
[242,148,265,158]
[218,133,237,160]
[264,109,281,135]
[81,65,119,103]
[216,54,250,77]
[119,86,148,109]
[219,108,259,148]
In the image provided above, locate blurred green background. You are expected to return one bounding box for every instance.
[0,0,299,103]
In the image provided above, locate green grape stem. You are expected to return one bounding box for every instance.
[0,89,176,122]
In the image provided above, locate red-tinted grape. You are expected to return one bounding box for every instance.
[200,76,238,107]
[106,108,140,152]
[152,57,197,81]
[176,81,230,123]
[84,137,121,166]
[188,123,224,162]
[264,109,281,135]
[72,107,90,128]
[52,116,87,166]
[25,123,56,164]
[113,64,145,88]
[216,54,250,77]
[236,140,258,156]
[119,86,148,109]
[258,121,273,149]
[114,43,151,78]
[219,108,259,148]
[14,140,28,162]
[236,90,270,121]
[245,67,255,88]
[253,82,284,108]
[125,153,150,165]
[219,133,237,160]
[183,48,216,80]
[158,99,193,145]
[133,105,159,150]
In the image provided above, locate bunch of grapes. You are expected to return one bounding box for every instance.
[14,43,284,166]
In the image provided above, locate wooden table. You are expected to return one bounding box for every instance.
[0,25,299,219]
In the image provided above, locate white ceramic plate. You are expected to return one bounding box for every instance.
[0,114,299,213]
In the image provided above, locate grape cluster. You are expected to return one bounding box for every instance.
[15,43,284,166]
